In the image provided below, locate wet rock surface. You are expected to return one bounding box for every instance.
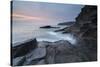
[12,39,96,66]
[12,38,37,58]
[12,40,46,66]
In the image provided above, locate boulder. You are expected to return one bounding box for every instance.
[12,38,37,58]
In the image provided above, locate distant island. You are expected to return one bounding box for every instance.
[40,25,60,29]
[58,21,75,26]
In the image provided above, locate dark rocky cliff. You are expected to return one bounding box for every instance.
[77,5,97,38]
[56,5,97,61]
[55,5,97,62]
[66,5,97,36]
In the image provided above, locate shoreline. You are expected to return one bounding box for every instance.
[11,37,97,66]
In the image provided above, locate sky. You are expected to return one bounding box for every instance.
[12,1,84,25]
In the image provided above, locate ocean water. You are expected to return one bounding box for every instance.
[12,21,77,46]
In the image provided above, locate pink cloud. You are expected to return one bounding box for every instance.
[12,13,47,21]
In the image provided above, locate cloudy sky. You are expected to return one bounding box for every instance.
[12,1,84,25]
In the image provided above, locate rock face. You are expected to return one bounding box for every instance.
[12,40,90,66]
[45,40,95,64]
[11,38,37,58]
[67,6,97,36]
[75,6,97,60]
[11,38,47,66]
[55,6,97,36]
[54,5,97,61]
[55,5,97,61]
[77,6,97,39]
[40,25,59,28]
[45,40,84,64]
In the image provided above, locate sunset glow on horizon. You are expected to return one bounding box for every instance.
[12,13,47,21]
[12,1,85,44]
[12,1,84,25]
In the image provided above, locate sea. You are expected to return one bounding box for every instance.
[12,21,77,46]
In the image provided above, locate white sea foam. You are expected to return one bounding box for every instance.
[13,22,77,46]
[37,31,77,45]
